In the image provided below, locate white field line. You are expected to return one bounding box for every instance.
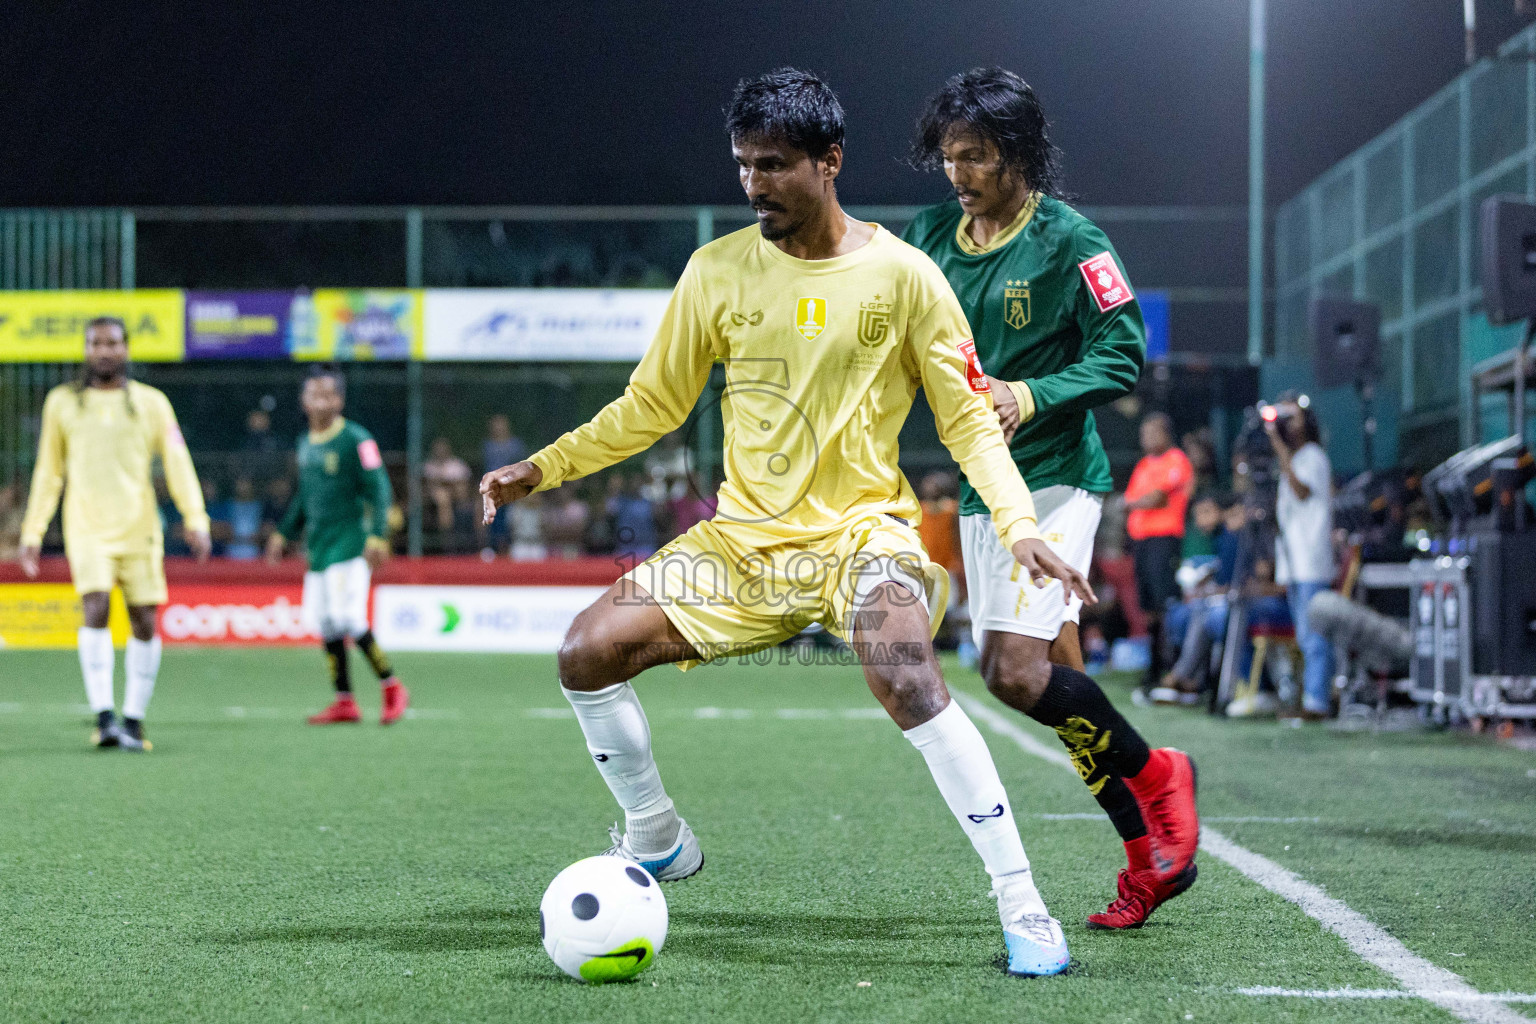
[1238,987,1536,1003]
[950,689,1531,1024]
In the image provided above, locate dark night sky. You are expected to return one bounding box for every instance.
[1,1,1530,210]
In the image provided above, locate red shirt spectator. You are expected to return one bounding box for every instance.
[1126,439,1193,540]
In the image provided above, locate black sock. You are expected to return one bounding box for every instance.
[1027,664,1152,790]
[324,637,351,693]
[355,630,394,681]
[96,709,115,730]
[1092,776,1148,841]
[122,717,143,740]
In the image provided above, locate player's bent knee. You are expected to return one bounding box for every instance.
[557,623,623,691]
[871,662,947,724]
[983,652,1052,709]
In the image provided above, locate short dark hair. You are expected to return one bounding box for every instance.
[725,67,845,160]
[306,363,346,399]
[85,315,128,343]
[910,67,1066,199]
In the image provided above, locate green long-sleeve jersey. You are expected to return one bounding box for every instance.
[903,195,1145,514]
[277,418,393,571]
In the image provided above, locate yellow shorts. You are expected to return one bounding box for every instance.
[66,542,167,606]
[623,512,949,670]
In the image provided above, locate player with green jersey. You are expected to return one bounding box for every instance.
[905,68,1198,931]
[266,365,409,726]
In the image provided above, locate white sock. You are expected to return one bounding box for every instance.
[562,682,679,851]
[903,700,1049,920]
[123,636,162,721]
[78,627,115,713]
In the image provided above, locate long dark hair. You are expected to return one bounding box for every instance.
[909,67,1066,200]
[74,315,135,418]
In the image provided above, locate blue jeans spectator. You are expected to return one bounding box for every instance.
[1288,581,1334,713]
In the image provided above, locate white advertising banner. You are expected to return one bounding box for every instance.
[372,585,606,652]
[423,289,671,361]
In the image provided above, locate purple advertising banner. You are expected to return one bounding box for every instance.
[184,291,297,359]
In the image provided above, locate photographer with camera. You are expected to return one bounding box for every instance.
[1264,394,1335,721]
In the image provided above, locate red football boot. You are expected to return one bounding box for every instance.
[1124,748,1200,883]
[380,678,409,725]
[1086,862,1199,930]
[307,695,361,725]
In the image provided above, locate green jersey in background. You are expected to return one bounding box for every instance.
[903,194,1145,515]
[277,418,393,571]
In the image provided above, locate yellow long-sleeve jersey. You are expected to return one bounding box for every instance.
[20,381,209,554]
[529,224,1041,550]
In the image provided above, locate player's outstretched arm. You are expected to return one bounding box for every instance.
[480,460,542,524]
[515,260,717,498]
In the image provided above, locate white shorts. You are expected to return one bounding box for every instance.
[302,556,372,640]
[961,485,1103,647]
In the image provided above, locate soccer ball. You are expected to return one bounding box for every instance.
[540,855,668,983]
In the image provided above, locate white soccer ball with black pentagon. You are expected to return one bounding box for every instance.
[540,855,668,982]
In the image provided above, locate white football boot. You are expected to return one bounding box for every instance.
[603,819,704,882]
[997,883,1070,977]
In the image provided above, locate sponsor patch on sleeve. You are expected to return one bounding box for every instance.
[1079,251,1134,312]
[958,339,990,394]
[166,421,186,447]
[358,438,383,470]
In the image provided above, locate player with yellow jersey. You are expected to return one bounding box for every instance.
[19,317,210,751]
[481,70,1092,977]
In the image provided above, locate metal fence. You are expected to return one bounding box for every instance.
[1273,22,1536,473]
[2,202,1249,554]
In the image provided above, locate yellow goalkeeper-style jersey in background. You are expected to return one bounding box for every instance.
[529,223,1040,550]
[20,381,209,555]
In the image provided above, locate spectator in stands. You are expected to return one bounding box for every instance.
[1266,394,1335,720]
[480,414,528,554]
[608,474,659,560]
[240,408,284,484]
[1152,495,1235,703]
[1180,429,1219,559]
[509,491,547,561]
[424,436,474,552]
[213,476,266,560]
[263,477,294,537]
[545,485,592,559]
[1124,412,1193,692]
[644,431,689,502]
[481,414,527,473]
[667,478,716,539]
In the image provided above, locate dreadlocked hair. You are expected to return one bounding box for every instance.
[75,315,136,418]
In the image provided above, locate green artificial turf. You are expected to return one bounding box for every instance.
[0,647,1532,1023]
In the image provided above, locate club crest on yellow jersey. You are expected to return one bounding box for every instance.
[324,451,340,475]
[1004,280,1031,330]
[794,297,827,341]
[857,298,893,348]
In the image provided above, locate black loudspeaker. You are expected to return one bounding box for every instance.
[1470,528,1536,675]
[1479,195,1536,325]
[1310,296,1380,388]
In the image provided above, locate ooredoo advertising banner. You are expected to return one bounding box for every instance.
[0,290,185,362]
[423,289,670,361]
[156,584,320,645]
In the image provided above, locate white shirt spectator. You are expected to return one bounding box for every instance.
[1276,441,1333,585]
